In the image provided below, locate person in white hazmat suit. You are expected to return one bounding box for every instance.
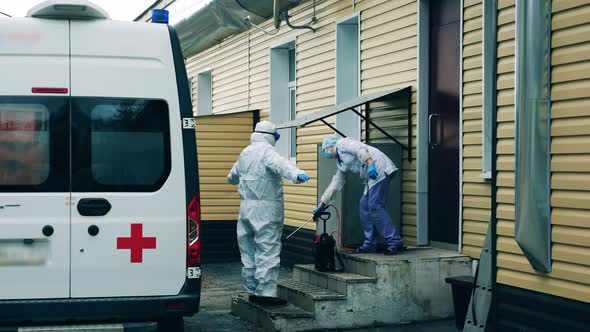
[314,134,405,255]
[227,121,310,305]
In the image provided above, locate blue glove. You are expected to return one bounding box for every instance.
[367,164,378,179]
[313,204,328,218]
[297,173,310,182]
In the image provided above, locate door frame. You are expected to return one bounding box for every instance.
[416,0,463,251]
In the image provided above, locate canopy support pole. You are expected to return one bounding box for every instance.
[350,108,412,161]
[320,119,347,138]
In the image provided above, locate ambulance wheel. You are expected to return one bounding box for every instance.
[158,316,184,332]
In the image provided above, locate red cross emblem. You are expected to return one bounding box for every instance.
[117,223,157,263]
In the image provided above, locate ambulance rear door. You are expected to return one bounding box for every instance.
[69,20,186,298]
[0,18,71,300]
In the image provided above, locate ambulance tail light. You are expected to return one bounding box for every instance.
[187,194,201,267]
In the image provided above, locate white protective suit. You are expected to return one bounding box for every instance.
[321,138,398,204]
[227,121,305,297]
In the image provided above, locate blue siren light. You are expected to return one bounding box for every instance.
[152,9,169,24]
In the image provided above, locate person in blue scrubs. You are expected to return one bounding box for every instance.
[314,135,404,255]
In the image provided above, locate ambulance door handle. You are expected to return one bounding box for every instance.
[77,198,111,216]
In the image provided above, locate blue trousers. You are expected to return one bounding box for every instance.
[359,174,403,251]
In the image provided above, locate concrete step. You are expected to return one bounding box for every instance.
[231,293,314,332]
[340,247,472,324]
[337,247,461,278]
[293,264,377,295]
[232,248,472,331]
[277,278,346,312]
[337,251,379,277]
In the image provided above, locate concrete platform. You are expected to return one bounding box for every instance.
[231,247,471,332]
[339,247,472,323]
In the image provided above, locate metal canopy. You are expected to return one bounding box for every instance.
[277,86,412,160]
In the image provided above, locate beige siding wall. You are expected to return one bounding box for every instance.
[358,0,418,245]
[461,0,489,259]
[188,34,250,115]
[285,1,354,227]
[195,112,253,221]
[186,0,419,236]
[495,0,590,303]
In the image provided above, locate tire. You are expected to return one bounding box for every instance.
[158,316,184,332]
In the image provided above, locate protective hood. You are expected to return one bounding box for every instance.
[322,134,341,150]
[251,132,276,146]
[252,120,277,146]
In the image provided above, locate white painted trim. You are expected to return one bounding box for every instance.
[270,35,296,49]
[458,0,464,254]
[357,13,362,139]
[289,86,297,161]
[481,0,494,179]
[416,0,429,246]
[270,38,298,159]
[335,13,359,25]
[291,43,297,161]
[357,13,361,100]
[196,70,212,116]
[335,14,361,140]
[196,67,212,75]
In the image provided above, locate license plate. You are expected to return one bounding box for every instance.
[0,240,48,266]
[187,267,201,279]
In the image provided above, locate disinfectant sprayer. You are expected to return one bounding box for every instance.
[312,211,338,272]
[284,206,349,272]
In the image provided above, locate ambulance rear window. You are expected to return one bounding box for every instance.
[71,98,171,192]
[0,104,50,186]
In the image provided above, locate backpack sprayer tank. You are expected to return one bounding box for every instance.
[285,208,344,273]
[313,211,337,272]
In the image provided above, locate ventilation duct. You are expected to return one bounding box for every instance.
[172,0,304,58]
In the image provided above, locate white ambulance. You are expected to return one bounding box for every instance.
[0,1,201,331]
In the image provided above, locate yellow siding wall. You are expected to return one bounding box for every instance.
[186,0,419,236]
[462,0,489,259]
[195,112,253,221]
[284,1,353,228]
[495,0,590,303]
[187,1,352,230]
[189,34,250,115]
[358,0,418,245]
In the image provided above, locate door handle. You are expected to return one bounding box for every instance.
[77,198,111,216]
[429,114,442,148]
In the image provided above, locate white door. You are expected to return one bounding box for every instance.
[68,21,187,298]
[0,19,71,299]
